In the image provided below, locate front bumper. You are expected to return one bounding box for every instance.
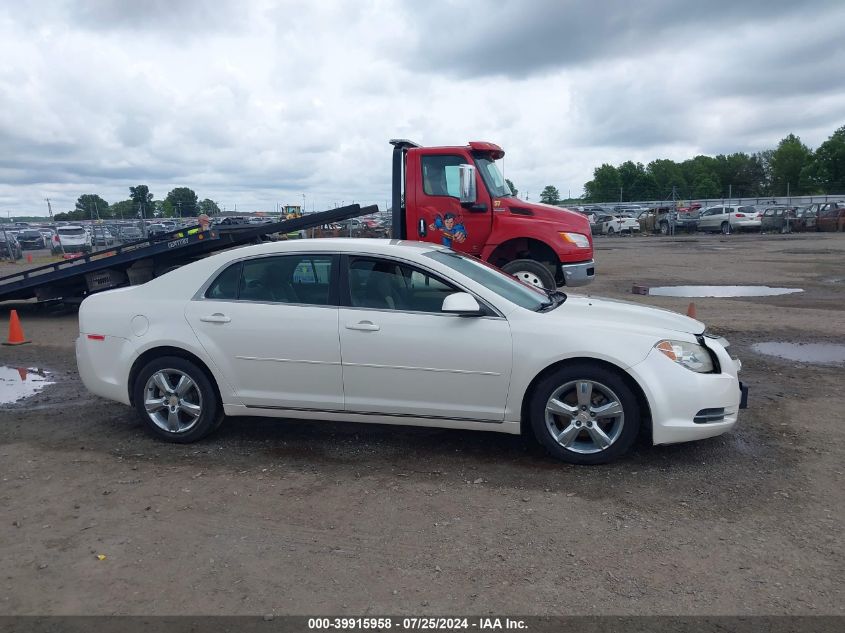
[559,259,595,287]
[629,341,744,445]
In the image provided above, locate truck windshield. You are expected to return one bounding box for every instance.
[423,249,551,311]
[475,157,513,198]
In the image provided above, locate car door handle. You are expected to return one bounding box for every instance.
[199,313,231,324]
[346,320,380,332]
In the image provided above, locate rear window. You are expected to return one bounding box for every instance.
[20,230,42,237]
[738,206,756,214]
[58,228,85,236]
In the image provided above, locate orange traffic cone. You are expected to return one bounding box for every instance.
[686,302,697,318]
[3,310,30,346]
[17,367,27,381]
[26,254,32,263]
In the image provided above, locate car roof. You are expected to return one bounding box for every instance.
[218,238,449,258]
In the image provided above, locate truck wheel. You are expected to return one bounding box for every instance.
[659,222,669,235]
[721,222,731,235]
[529,363,640,465]
[502,259,556,290]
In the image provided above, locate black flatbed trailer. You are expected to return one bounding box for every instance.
[0,204,376,303]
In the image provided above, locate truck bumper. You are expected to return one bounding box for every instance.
[560,260,595,287]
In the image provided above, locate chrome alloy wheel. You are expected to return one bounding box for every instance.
[513,270,544,288]
[544,380,625,454]
[143,369,203,434]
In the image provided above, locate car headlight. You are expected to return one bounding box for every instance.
[560,232,590,248]
[655,340,714,373]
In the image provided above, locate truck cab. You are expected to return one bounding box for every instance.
[391,140,594,289]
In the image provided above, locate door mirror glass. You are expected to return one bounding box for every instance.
[441,292,483,316]
[458,164,477,204]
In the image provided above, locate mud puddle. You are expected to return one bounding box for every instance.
[648,285,803,297]
[0,366,54,404]
[751,342,845,365]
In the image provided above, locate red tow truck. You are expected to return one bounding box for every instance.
[390,140,594,289]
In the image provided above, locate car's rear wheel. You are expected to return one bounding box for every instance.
[607,226,615,235]
[501,259,556,290]
[529,363,640,464]
[721,222,731,235]
[659,222,669,235]
[133,356,222,443]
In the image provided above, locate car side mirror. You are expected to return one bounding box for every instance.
[442,292,484,316]
[458,164,477,205]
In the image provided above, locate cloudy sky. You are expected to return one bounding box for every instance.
[2,0,844,217]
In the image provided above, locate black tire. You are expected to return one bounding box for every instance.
[606,226,615,235]
[529,363,641,465]
[501,258,557,289]
[659,222,669,235]
[720,222,731,235]
[781,224,791,234]
[132,356,222,443]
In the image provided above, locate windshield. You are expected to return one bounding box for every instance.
[20,230,41,237]
[423,249,550,311]
[475,157,513,198]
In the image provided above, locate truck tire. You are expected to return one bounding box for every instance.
[721,222,731,235]
[659,222,669,235]
[502,259,556,290]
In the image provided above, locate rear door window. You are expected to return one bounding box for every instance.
[205,254,336,305]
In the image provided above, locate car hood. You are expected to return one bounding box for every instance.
[556,294,705,336]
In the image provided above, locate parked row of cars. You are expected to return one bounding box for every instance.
[577,202,845,236]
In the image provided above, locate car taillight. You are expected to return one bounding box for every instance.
[735,213,745,218]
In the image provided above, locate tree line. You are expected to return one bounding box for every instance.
[53,185,221,221]
[533,124,844,205]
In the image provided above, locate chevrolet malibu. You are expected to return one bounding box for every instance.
[76,239,747,464]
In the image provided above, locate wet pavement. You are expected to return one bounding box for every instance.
[752,342,845,365]
[0,366,53,404]
[647,285,804,298]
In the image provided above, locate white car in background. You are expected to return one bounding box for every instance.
[698,205,762,234]
[76,239,746,465]
[602,215,640,235]
[57,225,93,253]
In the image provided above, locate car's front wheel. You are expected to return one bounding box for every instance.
[133,356,222,443]
[529,363,640,464]
[721,222,732,235]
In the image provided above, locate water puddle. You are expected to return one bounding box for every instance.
[647,285,804,298]
[752,342,845,366]
[0,366,54,404]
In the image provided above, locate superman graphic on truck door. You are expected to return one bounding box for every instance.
[429,213,467,248]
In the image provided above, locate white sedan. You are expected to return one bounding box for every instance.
[76,239,747,464]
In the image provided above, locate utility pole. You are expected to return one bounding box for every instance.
[45,198,53,219]
[728,184,732,203]
[620,187,623,203]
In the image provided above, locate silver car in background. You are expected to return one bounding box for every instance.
[697,205,762,234]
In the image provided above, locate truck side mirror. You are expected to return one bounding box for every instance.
[458,164,477,205]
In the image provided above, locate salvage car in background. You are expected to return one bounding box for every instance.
[760,206,798,233]
[817,202,845,232]
[16,229,46,250]
[792,205,819,232]
[697,205,761,234]
[57,225,93,253]
[0,230,23,260]
[77,239,746,465]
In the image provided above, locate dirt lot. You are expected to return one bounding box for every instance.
[1,233,843,615]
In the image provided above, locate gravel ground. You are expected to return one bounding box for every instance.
[0,232,843,615]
